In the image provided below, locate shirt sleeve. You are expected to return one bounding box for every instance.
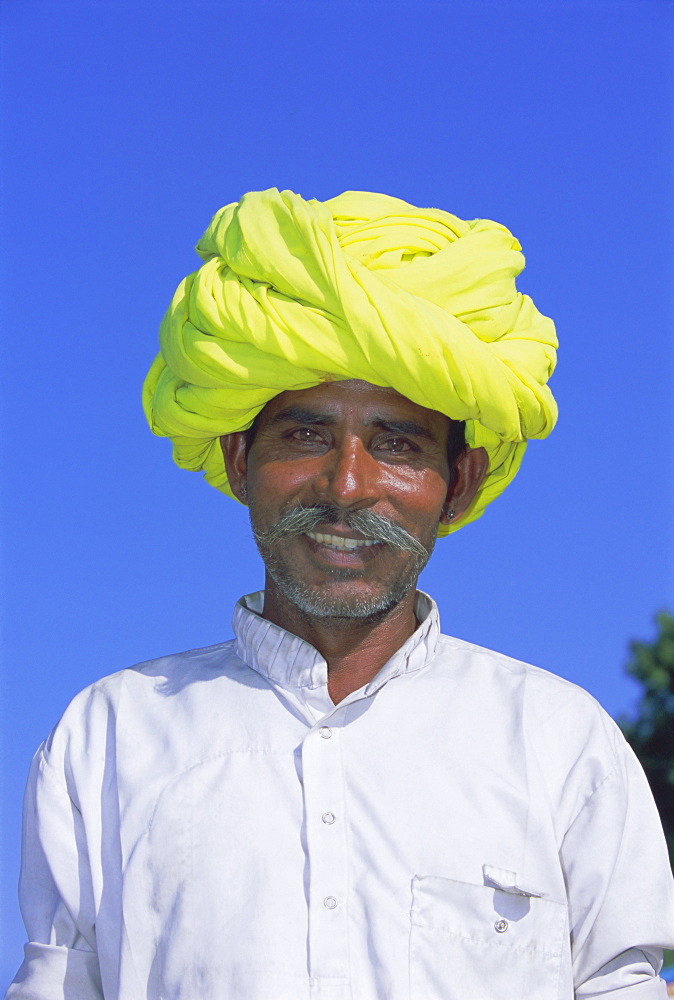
[561,728,674,998]
[4,746,104,1000]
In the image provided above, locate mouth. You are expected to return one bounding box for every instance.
[305,531,380,552]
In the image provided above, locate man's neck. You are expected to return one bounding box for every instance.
[260,580,419,704]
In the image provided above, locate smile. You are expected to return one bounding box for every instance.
[305,532,379,551]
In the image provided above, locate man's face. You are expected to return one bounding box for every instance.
[236,380,458,620]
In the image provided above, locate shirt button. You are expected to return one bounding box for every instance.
[319,727,332,739]
[494,919,508,933]
[324,896,337,909]
[322,812,336,825]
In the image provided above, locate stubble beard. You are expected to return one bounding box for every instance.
[250,502,437,622]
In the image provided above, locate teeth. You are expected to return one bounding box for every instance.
[306,532,377,550]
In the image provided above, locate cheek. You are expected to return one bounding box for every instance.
[379,467,449,520]
[247,459,318,509]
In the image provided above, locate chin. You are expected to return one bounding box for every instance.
[270,573,415,621]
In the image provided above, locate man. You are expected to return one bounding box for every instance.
[6,190,674,999]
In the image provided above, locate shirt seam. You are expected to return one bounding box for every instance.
[564,762,621,833]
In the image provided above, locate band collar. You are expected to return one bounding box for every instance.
[232,590,441,697]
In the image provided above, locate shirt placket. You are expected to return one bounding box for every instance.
[302,711,350,998]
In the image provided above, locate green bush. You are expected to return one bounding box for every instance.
[619,612,674,870]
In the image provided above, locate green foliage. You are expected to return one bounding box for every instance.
[619,612,674,869]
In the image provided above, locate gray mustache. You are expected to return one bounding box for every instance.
[253,503,429,559]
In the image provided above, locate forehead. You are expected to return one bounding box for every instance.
[258,379,450,432]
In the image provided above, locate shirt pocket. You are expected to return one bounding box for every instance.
[409,874,568,1000]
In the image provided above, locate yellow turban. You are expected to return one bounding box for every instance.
[142,189,557,534]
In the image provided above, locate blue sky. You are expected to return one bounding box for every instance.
[1,0,672,980]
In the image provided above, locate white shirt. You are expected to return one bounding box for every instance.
[6,592,674,1000]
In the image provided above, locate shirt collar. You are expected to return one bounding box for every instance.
[232,590,441,697]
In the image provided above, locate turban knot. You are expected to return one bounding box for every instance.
[143,188,558,534]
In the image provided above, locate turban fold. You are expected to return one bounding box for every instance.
[142,189,558,534]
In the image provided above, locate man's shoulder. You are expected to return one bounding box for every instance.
[79,637,242,700]
[434,631,622,750]
[40,638,246,760]
[437,629,604,696]
[128,636,242,683]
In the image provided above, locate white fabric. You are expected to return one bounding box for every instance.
[6,592,674,1000]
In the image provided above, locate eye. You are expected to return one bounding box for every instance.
[289,427,323,443]
[380,436,413,454]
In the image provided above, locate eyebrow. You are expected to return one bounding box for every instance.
[270,406,337,426]
[371,419,436,443]
[269,407,437,442]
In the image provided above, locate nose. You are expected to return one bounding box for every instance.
[314,436,379,509]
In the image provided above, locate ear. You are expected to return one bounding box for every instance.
[219,433,249,505]
[439,446,489,525]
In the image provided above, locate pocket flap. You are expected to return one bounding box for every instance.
[482,863,545,898]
